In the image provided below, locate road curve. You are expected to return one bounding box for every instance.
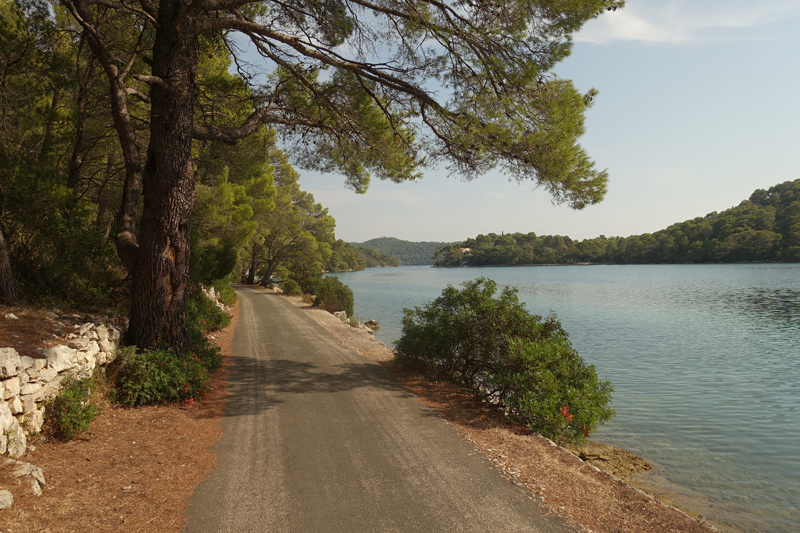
[182,286,577,533]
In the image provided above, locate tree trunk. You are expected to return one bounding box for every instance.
[68,45,94,194]
[0,224,20,306]
[125,3,198,352]
[37,88,61,184]
[246,243,257,285]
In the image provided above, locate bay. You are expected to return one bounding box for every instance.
[330,264,800,533]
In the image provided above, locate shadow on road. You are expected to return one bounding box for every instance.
[223,354,414,418]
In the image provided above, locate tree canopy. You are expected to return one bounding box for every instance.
[2,0,622,350]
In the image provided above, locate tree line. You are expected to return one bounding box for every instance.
[354,237,452,265]
[1,0,621,353]
[436,179,800,266]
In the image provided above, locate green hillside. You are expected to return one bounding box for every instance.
[353,237,453,265]
[435,179,800,266]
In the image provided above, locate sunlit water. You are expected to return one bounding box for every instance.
[330,264,800,533]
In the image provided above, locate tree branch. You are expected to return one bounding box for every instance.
[201,15,449,115]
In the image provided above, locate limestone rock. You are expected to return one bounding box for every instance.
[19,395,36,415]
[2,377,20,399]
[333,311,348,321]
[37,367,58,383]
[67,337,91,350]
[0,348,23,378]
[6,458,45,495]
[8,396,23,415]
[98,337,115,354]
[0,401,14,433]
[364,320,380,330]
[39,345,77,372]
[3,417,26,458]
[0,489,12,510]
[19,355,37,370]
[23,408,44,435]
[20,381,43,396]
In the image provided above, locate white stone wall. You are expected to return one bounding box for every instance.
[1,322,121,458]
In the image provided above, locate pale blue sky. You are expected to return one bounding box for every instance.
[295,0,800,243]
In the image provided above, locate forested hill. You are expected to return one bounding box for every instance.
[326,240,400,271]
[435,179,800,266]
[353,237,453,265]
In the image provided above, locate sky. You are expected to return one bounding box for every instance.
[293,0,800,243]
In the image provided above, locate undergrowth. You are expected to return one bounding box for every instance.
[43,372,102,441]
[109,289,227,406]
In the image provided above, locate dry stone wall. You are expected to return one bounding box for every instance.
[1,321,121,458]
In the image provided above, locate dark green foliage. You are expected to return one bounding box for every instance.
[312,276,354,316]
[281,278,303,296]
[437,179,800,266]
[187,290,231,331]
[109,345,215,406]
[326,240,367,271]
[396,278,613,445]
[212,278,237,307]
[353,237,453,265]
[497,338,615,444]
[110,290,225,406]
[190,238,239,285]
[357,246,401,268]
[325,240,399,270]
[0,0,128,312]
[44,373,101,441]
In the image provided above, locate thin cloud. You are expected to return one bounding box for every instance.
[575,1,800,44]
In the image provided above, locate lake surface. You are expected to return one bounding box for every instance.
[330,264,800,533]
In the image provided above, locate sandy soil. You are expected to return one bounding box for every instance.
[0,303,236,533]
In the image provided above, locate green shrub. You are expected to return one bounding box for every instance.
[497,337,614,444]
[395,277,614,445]
[212,279,237,307]
[188,290,231,331]
[44,373,101,440]
[109,345,215,406]
[110,287,226,406]
[281,278,303,296]
[314,276,354,316]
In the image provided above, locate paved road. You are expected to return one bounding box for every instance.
[182,287,577,532]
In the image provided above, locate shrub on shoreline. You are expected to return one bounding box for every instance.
[395,277,614,445]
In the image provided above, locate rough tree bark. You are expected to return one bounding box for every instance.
[0,224,20,306]
[124,0,198,351]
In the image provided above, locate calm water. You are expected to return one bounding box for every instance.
[330,264,800,533]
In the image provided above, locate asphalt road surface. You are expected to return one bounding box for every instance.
[182,286,577,533]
